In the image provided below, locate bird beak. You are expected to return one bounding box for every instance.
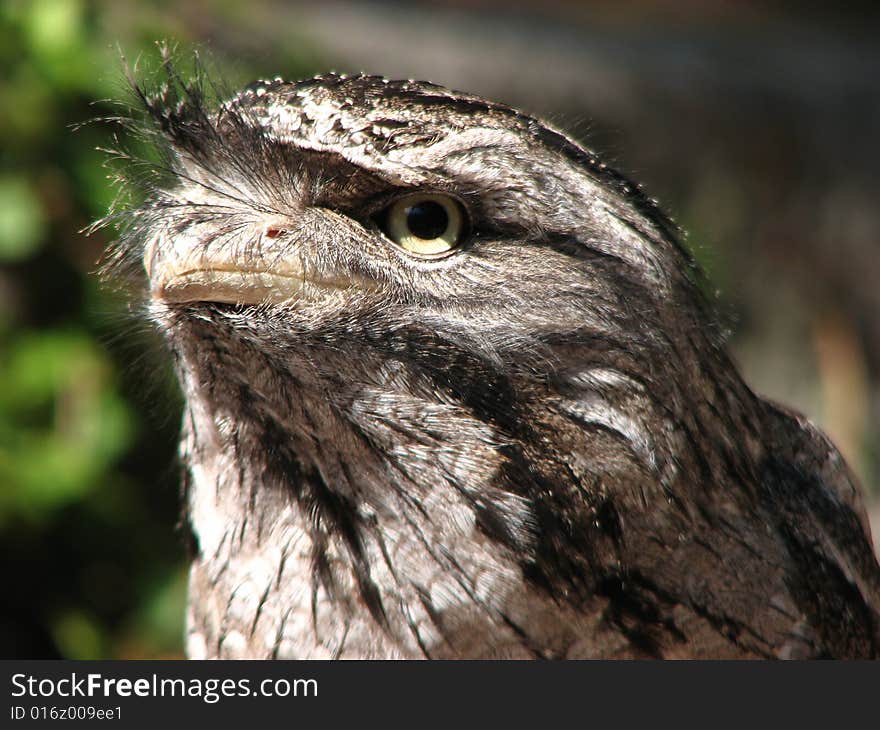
[144,222,360,306]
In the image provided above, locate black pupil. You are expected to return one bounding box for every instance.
[405,201,449,240]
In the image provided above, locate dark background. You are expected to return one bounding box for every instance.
[1,0,878,658]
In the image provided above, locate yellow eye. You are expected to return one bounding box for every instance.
[382,193,465,257]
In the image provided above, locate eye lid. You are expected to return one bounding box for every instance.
[360,187,468,221]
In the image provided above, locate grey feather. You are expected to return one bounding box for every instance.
[101,59,880,659]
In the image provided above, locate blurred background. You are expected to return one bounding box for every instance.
[1,0,878,658]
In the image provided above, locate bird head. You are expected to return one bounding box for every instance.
[103,58,826,659]
[110,62,721,440]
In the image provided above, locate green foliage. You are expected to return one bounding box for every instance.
[0,177,48,262]
[0,329,133,520]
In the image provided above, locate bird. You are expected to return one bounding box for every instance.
[103,57,880,659]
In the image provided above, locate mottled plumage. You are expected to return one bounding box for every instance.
[103,58,880,658]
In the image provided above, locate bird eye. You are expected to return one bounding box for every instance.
[380,193,465,257]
